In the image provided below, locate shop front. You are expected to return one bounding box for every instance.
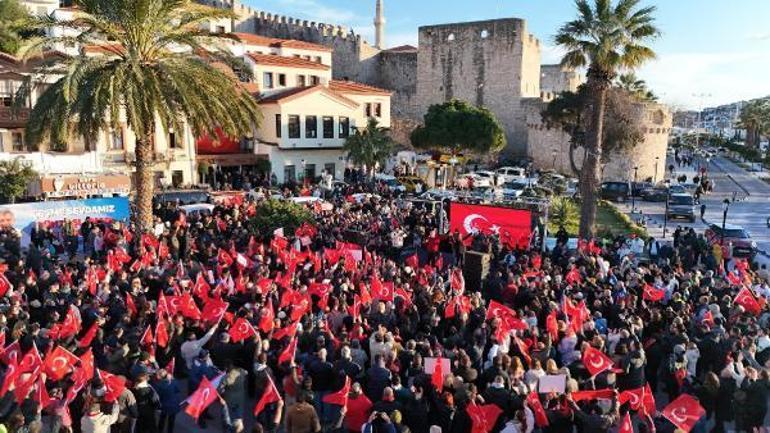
[31,174,131,199]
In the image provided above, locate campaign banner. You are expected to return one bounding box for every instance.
[449,202,532,249]
[0,197,130,246]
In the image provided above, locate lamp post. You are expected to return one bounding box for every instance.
[551,149,558,170]
[721,198,730,245]
[632,166,639,213]
[654,156,660,183]
[662,179,671,239]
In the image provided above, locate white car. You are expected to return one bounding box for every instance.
[456,173,491,188]
[501,180,528,198]
[374,173,407,192]
[496,166,526,183]
[473,170,501,186]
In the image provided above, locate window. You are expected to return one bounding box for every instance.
[110,130,124,150]
[288,115,300,138]
[172,170,184,187]
[275,114,282,138]
[169,131,181,149]
[324,163,336,178]
[314,56,322,63]
[481,29,489,38]
[310,75,320,85]
[278,74,287,87]
[297,75,306,87]
[216,26,226,34]
[365,103,372,117]
[263,72,274,89]
[304,164,316,180]
[304,55,311,61]
[12,132,24,152]
[294,54,301,59]
[284,165,296,182]
[322,116,334,139]
[338,117,349,138]
[447,33,455,41]
[1,96,10,107]
[305,115,317,138]
[374,103,382,118]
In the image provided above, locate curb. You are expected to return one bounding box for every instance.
[713,158,751,197]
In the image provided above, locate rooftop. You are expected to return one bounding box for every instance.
[230,32,332,53]
[245,52,330,71]
[328,80,392,96]
[258,85,358,107]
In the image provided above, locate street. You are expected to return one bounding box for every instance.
[618,155,770,254]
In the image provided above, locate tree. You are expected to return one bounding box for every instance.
[410,99,506,155]
[555,0,659,239]
[616,73,657,102]
[0,0,34,55]
[20,0,260,232]
[248,199,312,238]
[0,158,36,203]
[343,118,394,176]
[737,98,770,149]
[541,85,645,176]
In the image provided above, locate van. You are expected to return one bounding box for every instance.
[600,182,630,202]
[496,167,526,183]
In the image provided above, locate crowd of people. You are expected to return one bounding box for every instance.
[0,178,767,433]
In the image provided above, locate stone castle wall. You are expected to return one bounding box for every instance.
[540,64,583,94]
[377,50,419,120]
[524,98,673,182]
[415,19,541,156]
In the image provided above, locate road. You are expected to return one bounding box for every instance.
[617,155,770,253]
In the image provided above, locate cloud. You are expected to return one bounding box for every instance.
[252,0,363,26]
[540,44,566,65]
[745,32,770,41]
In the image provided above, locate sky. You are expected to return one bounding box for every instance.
[243,0,770,110]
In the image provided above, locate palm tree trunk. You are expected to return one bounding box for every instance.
[578,71,610,239]
[134,132,155,232]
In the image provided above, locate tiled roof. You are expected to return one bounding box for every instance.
[230,33,332,52]
[82,44,125,55]
[258,85,358,107]
[328,80,392,96]
[245,52,329,70]
[0,50,67,65]
[384,44,418,53]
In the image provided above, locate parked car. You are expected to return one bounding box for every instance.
[668,185,687,194]
[396,176,424,193]
[666,193,696,222]
[639,187,668,202]
[501,180,528,199]
[154,189,211,206]
[456,173,491,188]
[375,174,406,192]
[496,166,527,183]
[704,223,757,258]
[179,203,216,218]
[631,181,653,196]
[474,170,501,186]
[600,182,630,202]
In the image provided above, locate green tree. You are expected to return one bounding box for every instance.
[21,0,261,231]
[549,197,580,236]
[248,199,312,238]
[737,98,770,149]
[555,0,659,239]
[343,118,395,176]
[541,85,645,176]
[410,99,506,155]
[616,73,657,102]
[0,0,33,55]
[0,159,36,203]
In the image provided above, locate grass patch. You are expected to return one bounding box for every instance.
[548,198,648,239]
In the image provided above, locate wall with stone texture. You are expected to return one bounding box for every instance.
[377,50,419,120]
[540,64,583,94]
[415,18,541,156]
[525,98,673,182]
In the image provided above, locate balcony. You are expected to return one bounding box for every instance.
[0,107,30,128]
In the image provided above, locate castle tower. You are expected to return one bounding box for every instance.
[374,0,385,49]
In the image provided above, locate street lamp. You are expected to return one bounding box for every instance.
[721,198,730,245]
[662,179,671,239]
[632,166,639,213]
[654,157,660,183]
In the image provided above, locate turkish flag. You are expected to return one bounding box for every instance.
[449,202,532,249]
[0,340,20,365]
[619,411,633,433]
[643,284,665,302]
[156,320,169,348]
[450,268,465,294]
[273,322,298,341]
[18,345,43,375]
[140,326,154,347]
[582,346,614,376]
[229,318,257,343]
[405,253,419,269]
[164,358,175,376]
[14,368,40,404]
[179,292,202,321]
[571,389,614,402]
[125,293,137,317]
[201,299,229,324]
[371,275,394,302]
[0,272,12,297]
[735,287,762,315]
[0,359,19,395]
[77,349,95,381]
[467,402,503,433]
[431,357,444,392]
[323,376,351,407]
[546,311,559,341]
[44,346,79,381]
[661,394,705,433]
[259,299,275,334]
[77,322,100,348]
[278,337,297,365]
[217,248,234,267]
[35,374,52,409]
[254,375,282,415]
[185,376,219,420]
[58,306,82,340]
[565,268,582,285]
[98,369,126,402]
[527,391,549,427]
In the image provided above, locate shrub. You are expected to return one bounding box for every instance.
[248,199,313,238]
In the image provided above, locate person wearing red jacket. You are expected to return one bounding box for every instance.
[345,382,373,433]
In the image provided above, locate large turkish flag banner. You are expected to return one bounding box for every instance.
[449,203,532,249]
[662,394,705,433]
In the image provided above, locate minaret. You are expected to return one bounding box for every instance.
[374,0,385,49]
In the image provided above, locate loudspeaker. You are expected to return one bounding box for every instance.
[463,251,490,292]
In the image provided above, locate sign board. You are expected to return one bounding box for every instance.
[538,374,566,394]
[38,175,131,198]
[423,357,451,376]
[0,197,130,247]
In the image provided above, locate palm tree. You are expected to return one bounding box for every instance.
[21,0,260,231]
[737,99,770,149]
[616,73,657,102]
[555,0,659,239]
[344,118,395,178]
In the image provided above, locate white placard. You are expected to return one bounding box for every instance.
[538,374,566,394]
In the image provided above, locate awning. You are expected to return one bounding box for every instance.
[196,153,267,167]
